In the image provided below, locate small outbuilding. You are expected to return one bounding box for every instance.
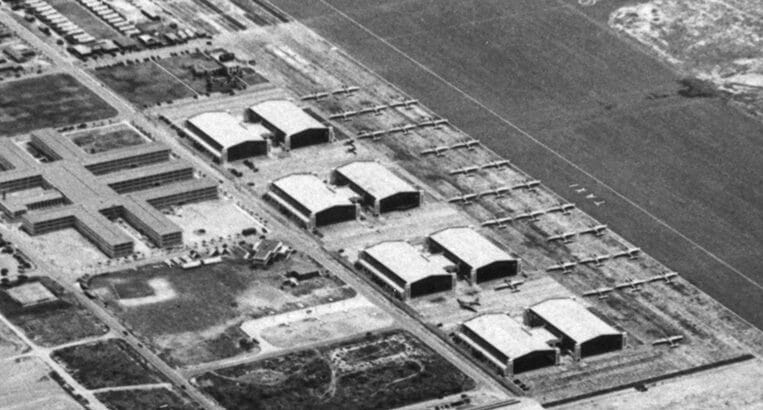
[358,240,454,299]
[251,239,283,266]
[248,100,329,149]
[428,227,518,283]
[457,313,559,375]
[186,112,269,162]
[525,298,626,360]
[332,161,421,215]
[266,173,357,229]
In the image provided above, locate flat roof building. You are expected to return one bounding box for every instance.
[248,100,329,149]
[525,298,626,360]
[0,128,218,258]
[358,240,455,299]
[429,227,519,284]
[332,161,421,215]
[457,314,559,375]
[266,173,356,229]
[186,112,268,163]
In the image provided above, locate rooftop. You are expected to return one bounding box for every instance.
[430,226,515,269]
[249,100,326,137]
[363,240,452,284]
[335,161,417,200]
[529,298,622,343]
[272,173,353,214]
[187,111,266,151]
[463,314,555,361]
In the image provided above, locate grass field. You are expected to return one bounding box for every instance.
[269,0,763,328]
[93,62,196,108]
[88,252,355,366]
[0,277,108,347]
[69,125,146,154]
[52,338,167,389]
[195,330,475,410]
[0,356,82,410]
[0,73,118,136]
[0,318,27,358]
[95,387,199,410]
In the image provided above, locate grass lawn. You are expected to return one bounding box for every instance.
[0,74,118,136]
[52,338,166,389]
[93,62,195,108]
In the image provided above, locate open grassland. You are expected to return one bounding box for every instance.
[0,74,118,136]
[95,387,199,410]
[52,338,167,389]
[0,318,27,358]
[89,252,355,366]
[269,0,763,330]
[195,330,475,410]
[93,62,195,108]
[0,277,108,347]
[0,356,82,410]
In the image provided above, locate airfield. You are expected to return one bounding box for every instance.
[267,0,763,329]
[0,0,761,409]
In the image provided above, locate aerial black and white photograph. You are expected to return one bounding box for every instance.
[0,0,761,409]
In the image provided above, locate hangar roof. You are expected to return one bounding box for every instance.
[529,298,621,343]
[249,100,326,137]
[188,112,266,150]
[335,161,416,200]
[463,314,555,361]
[430,227,515,269]
[363,240,451,284]
[272,173,353,214]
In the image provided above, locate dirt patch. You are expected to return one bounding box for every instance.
[196,330,475,410]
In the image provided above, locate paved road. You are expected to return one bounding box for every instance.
[0,224,222,410]
[0,5,513,400]
[0,312,109,410]
[268,0,763,329]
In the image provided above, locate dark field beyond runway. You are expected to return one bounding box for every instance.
[270,0,763,328]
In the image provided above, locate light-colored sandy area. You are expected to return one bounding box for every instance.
[0,253,18,276]
[165,199,261,245]
[610,0,763,114]
[23,227,107,280]
[243,296,394,351]
[558,358,763,409]
[117,277,177,307]
[0,319,28,359]
[0,356,83,410]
